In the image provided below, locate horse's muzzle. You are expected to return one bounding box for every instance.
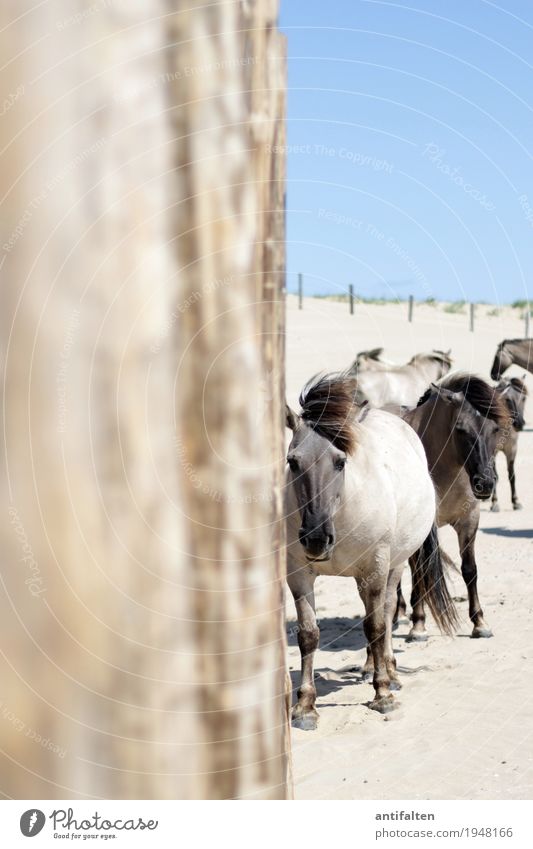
[472,475,495,500]
[299,522,335,560]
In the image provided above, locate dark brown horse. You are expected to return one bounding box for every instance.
[491,338,533,379]
[394,374,511,639]
[490,377,528,512]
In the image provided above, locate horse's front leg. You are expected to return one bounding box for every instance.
[455,511,492,638]
[289,575,320,730]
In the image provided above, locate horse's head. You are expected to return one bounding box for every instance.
[491,341,513,380]
[286,410,346,561]
[429,349,453,378]
[498,376,527,431]
[285,372,363,561]
[410,349,453,379]
[429,380,507,500]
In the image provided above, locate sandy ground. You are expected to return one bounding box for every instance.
[285,296,533,800]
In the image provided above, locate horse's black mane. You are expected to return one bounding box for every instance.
[418,373,511,426]
[299,372,360,454]
[357,347,383,361]
[499,338,529,347]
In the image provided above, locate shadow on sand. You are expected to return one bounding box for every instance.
[481,526,533,539]
[287,615,415,702]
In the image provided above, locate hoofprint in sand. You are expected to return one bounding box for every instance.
[286,296,533,800]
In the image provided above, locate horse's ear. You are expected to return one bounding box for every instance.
[355,400,370,421]
[286,404,299,431]
[436,386,463,405]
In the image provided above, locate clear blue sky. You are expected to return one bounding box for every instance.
[278,0,533,303]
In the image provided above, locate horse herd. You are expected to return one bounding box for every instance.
[285,337,533,730]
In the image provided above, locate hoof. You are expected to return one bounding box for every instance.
[291,706,319,731]
[490,503,500,513]
[406,630,428,643]
[393,616,410,629]
[513,502,523,511]
[369,695,397,714]
[471,626,493,639]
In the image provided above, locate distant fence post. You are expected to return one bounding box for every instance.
[298,272,303,309]
[525,310,530,338]
[349,284,354,315]
[470,302,475,332]
[408,295,414,322]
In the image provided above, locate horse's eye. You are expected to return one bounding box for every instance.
[287,457,299,472]
[334,458,346,472]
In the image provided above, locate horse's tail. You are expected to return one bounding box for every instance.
[410,524,458,636]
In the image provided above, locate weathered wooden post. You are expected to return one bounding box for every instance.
[167,0,291,800]
[408,294,414,322]
[298,272,303,309]
[349,284,354,315]
[470,302,475,332]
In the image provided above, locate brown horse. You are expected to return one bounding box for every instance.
[491,338,533,379]
[393,374,510,639]
[490,377,528,512]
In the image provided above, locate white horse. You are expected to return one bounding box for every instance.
[285,372,457,730]
[353,349,452,407]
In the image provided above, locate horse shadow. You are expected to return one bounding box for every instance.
[287,615,408,702]
[481,526,533,539]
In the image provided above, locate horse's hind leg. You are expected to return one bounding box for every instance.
[289,575,320,730]
[406,554,428,642]
[507,443,522,510]
[393,579,409,626]
[384,566,403,690]
[361,643,374,682]
[455,510,492,638]
[358,556,396,713]
[490,466,500,512]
